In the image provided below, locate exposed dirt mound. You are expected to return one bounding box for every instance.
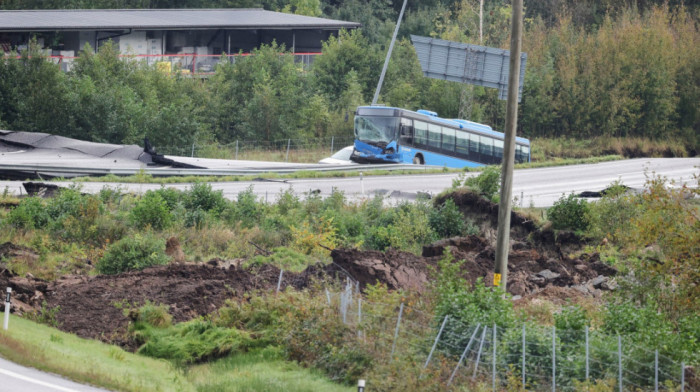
[330,235,617,298]
[330,248,430,292]
[0,261,336,348]
[434,190,539,242]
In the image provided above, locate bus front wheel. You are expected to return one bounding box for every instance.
[412,155,424,165]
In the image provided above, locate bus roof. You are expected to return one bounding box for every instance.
[356,106,530,145]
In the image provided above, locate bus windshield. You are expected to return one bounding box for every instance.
[354,116,398,146]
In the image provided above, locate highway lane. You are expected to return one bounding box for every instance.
[0,357,110,392]
[1,158,698,207]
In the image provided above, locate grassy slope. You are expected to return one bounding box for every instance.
[0,315,352,392]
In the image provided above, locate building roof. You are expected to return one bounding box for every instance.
[0,8,361,31]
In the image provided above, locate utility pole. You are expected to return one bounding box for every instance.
[493,0,523,293]
[372,0,408,106]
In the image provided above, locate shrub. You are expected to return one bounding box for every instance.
[96,233,169,275]
[134,317,255,365]
[130,191,172,230]
[548,193,591,231]
[463,165,501,201]
[6,197,49,229]
[433,255,516,354]
[227,187,263,228]
[246,247,310,272]
[133,301,172,328]
[429,198,466,238]
[184,182,227,215]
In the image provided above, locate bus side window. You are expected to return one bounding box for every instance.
[442,127,455,152]
[479,136,493,163]
[515,145,523,163]
[494,139,504,163]
[456,131,468,156]
[428,124,441,148]
[468,133,479,160]
[414,121,428,146]
[400,118,413,145]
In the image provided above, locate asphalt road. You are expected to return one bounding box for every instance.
[0,357,110,392]
[1,157,696,207]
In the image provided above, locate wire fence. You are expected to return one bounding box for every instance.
[157,136,355,163]
[273,272,692,391]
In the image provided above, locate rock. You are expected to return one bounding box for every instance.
[511,295,522,301]
[574,264,588,272]
[529,274,546,286]
[590,275,608,288]
[537,269,561,280]
[600,279,617,291]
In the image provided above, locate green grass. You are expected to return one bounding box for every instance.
[0,315,192,392]
[0,316,353,392]
[188,347,354,392]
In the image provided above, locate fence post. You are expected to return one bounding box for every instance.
[276,269,284,293]
[492,324,497,392]
[191,143,195,157]
[3,287,11,330]
[331,136,335,154]
[655,350,659,392]
[390,303,404,360]
[448,323,481,386]
[357,379,365,392]
[423,315,449,371]
[325,289,331,305]
[618,335,623,392]
[360,172,364,195]
[522,323,526,387]
[285,139,291,162]
[681,362,685,392]
[585,325,589,381]
[472,324,488,380]
[357,298,362,338]
[235,140,239,160]
[552,326,556,392]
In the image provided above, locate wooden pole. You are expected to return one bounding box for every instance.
[493,0,524,293]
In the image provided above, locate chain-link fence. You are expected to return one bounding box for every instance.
[158,136,355,163]
[270,270,692,391]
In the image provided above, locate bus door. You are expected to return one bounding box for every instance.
[399,117,414,147]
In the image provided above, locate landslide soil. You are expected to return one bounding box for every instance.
[0,189,616,348]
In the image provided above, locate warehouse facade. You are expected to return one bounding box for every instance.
[0,9,360,72]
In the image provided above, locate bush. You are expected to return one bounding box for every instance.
[184,182,227,215]
[429,198,466,238]
[433,255,516,354]
[246,247,310,272]
[130,191,172,230]
[96,233,169,275]
[6,197,49,229]
[134,317,255,365]
[548,193,591,231]
[463,165,501,201]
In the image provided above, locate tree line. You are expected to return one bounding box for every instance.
[0,1,697,152]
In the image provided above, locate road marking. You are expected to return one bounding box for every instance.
[0,367,82,392]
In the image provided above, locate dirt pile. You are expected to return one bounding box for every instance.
[330,236,617,298]
[0,260,336,347]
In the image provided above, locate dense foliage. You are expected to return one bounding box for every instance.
[0,2,696,154]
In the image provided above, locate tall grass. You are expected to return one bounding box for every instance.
[188,347,354,392]
[0,316,354,392]
[0,315,193,392]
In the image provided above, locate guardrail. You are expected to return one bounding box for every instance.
[0,162,434,179]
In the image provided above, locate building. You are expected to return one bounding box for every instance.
[0,8,360,72]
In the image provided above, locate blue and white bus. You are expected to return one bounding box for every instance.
[350,106,530,168]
